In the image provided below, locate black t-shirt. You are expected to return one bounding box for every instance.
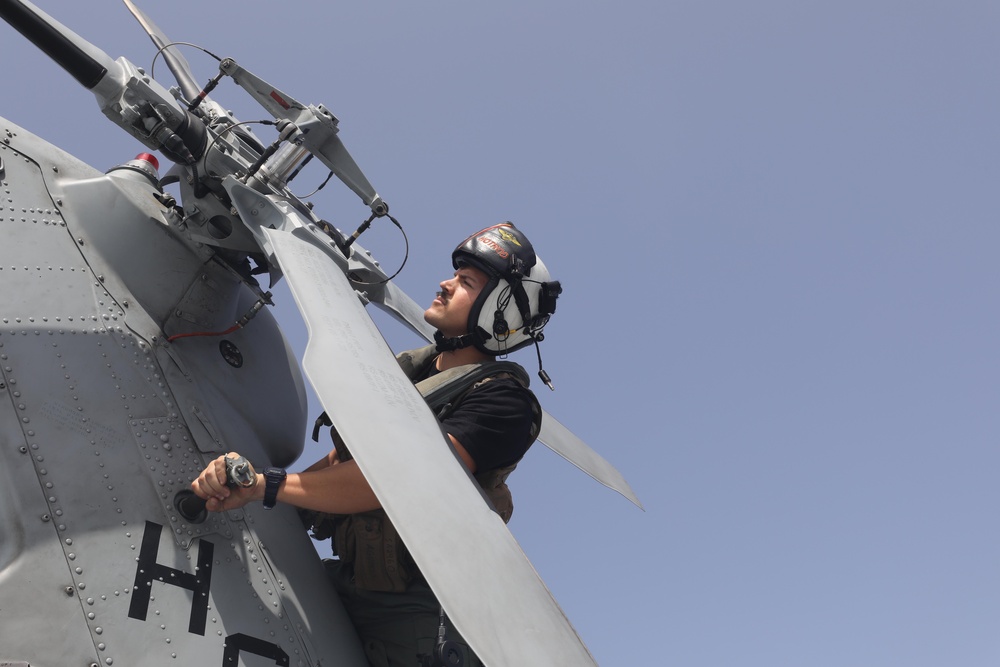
[425,370,537,472]
[442,377,536,471]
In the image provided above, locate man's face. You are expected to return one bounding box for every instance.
[424,265,489,337]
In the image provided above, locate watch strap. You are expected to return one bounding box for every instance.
[262,467,286,509]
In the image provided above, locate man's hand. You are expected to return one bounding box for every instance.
[191,452,263,512]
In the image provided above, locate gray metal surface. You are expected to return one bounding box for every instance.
[0,117,367,665]
[539,411,644,509]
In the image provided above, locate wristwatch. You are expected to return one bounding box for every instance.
[262,467,286,510]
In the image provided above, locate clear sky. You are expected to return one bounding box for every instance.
[2,1,998,665]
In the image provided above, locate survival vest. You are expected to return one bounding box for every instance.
[308,345,542,592]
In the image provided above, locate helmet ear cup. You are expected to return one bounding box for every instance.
[492,310,509,337]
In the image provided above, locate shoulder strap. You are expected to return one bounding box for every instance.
[415,361,531,415]
[395,344,533,413]
[397,346,542,455]
[394,344,439,379]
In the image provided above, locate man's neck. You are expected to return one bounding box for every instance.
[435,346,491,372]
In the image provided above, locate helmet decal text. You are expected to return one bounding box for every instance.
[477,234,510,260]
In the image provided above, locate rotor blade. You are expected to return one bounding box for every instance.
[121,0,200,102]
[539,410,644,509]
[262,225,597,666]
[0,0,124,91]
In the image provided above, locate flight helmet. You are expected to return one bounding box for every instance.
[442,222,562,356]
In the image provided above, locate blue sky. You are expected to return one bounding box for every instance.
[3,1,998,664]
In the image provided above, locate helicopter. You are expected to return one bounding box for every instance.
[0,0,641,664]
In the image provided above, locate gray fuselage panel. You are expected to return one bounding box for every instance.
[0,117,366,665]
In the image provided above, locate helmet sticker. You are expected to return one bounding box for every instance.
[476,234,510,260]
[496,226,522,247]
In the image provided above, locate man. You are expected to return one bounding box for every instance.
[192,222,561,666]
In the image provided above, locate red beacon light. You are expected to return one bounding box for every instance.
[107,152,162,188]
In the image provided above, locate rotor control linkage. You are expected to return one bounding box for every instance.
[243,119,301,182]
[187,69,225,113]
[340,210,380,255]
[217,56,388,217]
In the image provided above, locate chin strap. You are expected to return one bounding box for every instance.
[433,327,491,352]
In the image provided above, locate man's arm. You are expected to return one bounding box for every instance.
[191,453,379,514]
[302,449,342,472]
[447,434,477,474]
[191,437,477,513]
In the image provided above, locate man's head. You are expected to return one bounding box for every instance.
[427,222,562,356]
[424,264,490,339]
